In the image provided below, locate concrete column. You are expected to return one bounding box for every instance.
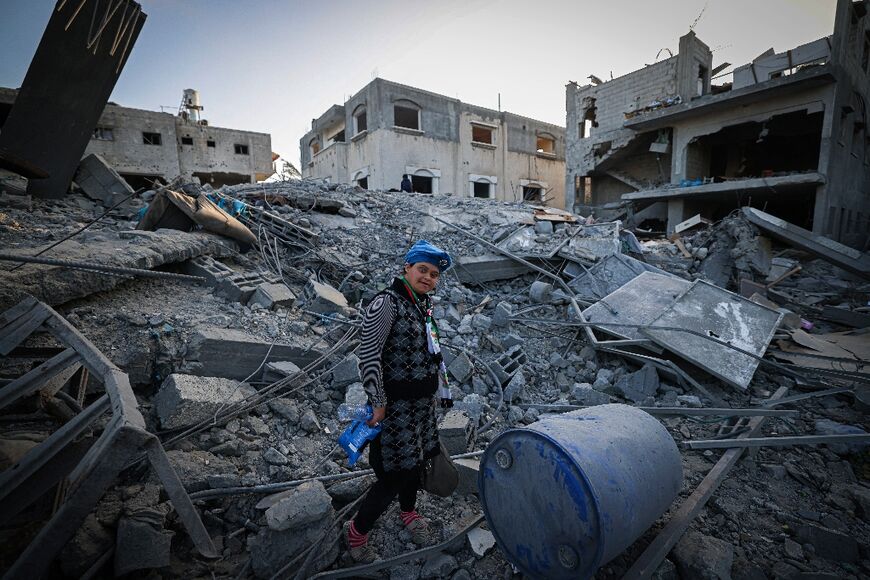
[667,199,686,234]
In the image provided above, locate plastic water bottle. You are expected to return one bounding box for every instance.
[337,403,372,422]
[338,420,382,466]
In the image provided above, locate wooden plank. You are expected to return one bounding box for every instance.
[622,386,789,580]
[0,305,51,355]
[685,434,870,450]
[0,348,80,410]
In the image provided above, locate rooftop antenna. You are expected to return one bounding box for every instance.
[498,92,501,112]
[689,0,709,31]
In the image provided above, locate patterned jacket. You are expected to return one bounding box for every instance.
[358,277,440,407]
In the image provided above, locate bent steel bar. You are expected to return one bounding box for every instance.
[0,298,216,580]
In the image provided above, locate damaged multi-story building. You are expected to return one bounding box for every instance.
[566,0,870,249]
[301,78,567,208]
[0,87,273,189]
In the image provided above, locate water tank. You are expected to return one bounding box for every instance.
[183,88,201,109]
[478,404,683,579]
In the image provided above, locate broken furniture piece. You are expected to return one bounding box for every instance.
[0,297,217,579]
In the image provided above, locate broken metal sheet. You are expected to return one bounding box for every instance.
[742,207,870,278]
[558,221,622,261]
[568,253,678,300]
[583,272,691,341]
[641,280,784,390]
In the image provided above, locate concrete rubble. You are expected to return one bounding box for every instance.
[1,162,869,579]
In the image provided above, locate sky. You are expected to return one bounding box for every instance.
[0,0,837,172]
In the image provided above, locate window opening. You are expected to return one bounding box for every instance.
[522,186,542,202]
[697,64,709,96]
[142,132,162,145]
[536,134,555,154]
[234,144,249,155]
[580,101,597,138]
[181,136,193,145]
[354,107,367,133]
[473,181,490,198]
[357,177,368,189]
[472,125,493,144]
[395,105,420,130]
[92,127,113,141]
[583,177,592,205]
[310,139,320,157]
[207,139,216,148]
[330,129,345,144]
[411,175,433,193]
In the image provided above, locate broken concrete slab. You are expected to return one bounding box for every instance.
[742,207,870,278]
[641,280,783,390]
[795,523,859,563]
[250,282,296,310]
[452,253,532,284]
[303,279,349,313]
[183,327,323,381]
[0,229,237,311]
[613,363,660,403]
[671,531,734,580]
[582,271,691,341]
[447,352,473,383]
[74,153,135,207]
[265,481,333,532]
[153,373,255,429]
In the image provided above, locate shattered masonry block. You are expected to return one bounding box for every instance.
[453,254,532,284]
[304,280,349,314]
[488,345,527,386]
[331,353,361,387]
[250,282,296,310]
[529,281,553,303]
[219,271,282,305]
[438,410,477,455]
[491,301,513,328]
[74,153,135,206]
[183,255,234,285]
[265,481,333,532]
[454,458,480,496]
[153,373,254,429]
[447,352,473,383]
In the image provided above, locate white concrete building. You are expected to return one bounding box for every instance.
[565,0,870,249]
[300,78,567,209]
[0,88,273,189]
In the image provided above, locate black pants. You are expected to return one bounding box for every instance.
[354,433,421,534]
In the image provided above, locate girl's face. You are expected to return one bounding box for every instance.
[404,262,441,294]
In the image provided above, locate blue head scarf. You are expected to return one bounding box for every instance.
[404,240,452,271]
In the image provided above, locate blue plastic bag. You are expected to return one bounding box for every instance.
[338,420,382,466]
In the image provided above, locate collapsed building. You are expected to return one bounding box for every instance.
[565,0,870,250]
[301,78,567,208]
[0,87,274,190]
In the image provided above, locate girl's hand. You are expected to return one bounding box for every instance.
[368,406,386,426]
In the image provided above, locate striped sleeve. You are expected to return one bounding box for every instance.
[358,293,395,408]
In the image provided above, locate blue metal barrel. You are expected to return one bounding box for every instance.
[478,403,682,579]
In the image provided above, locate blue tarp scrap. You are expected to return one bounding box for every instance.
[206,193,247,218]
